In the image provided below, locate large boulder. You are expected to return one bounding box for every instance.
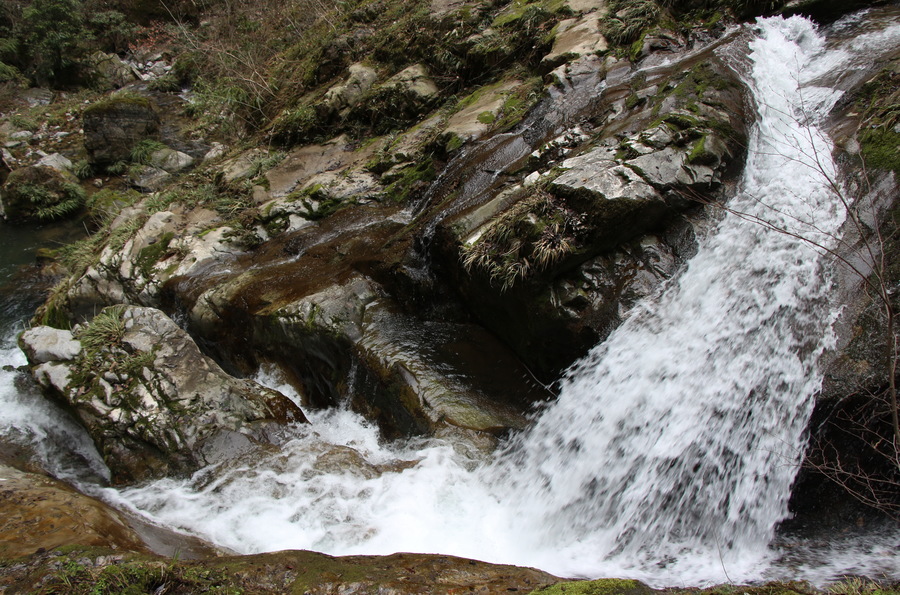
[0,165,85,223]
[83,94,161,166]
[89,52,139,90]
[20,306,305,484]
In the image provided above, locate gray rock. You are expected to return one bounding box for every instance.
[128,165,170,191]
[553,147,659,202]
[325,63,378,111]
[36,153,73,172]
[22,306,306,483]
[90,52,139,90]
[384,64,439,101]
[626,146,687,188]
[19,327,82,364]
[149,147,194,173]
[203,142,227,162]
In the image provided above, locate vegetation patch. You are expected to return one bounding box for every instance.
[601,0,660,46]
[383,158,436,203]
[854,66,900,174]
[462,188,586,290]
[2,166,86,222]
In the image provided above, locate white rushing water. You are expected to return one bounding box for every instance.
[2,12,900,588]
[0,332,109,485]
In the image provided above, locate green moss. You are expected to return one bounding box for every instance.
[384,158,435,203]
[860,127,900,174]
[445,132,465,153]
[477,110,497,124]
[687,134,717,165]
[530,578,653,595]
[663,113,700,130]
[83,91,152,117]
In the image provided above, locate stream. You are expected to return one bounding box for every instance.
[1,10,899,589]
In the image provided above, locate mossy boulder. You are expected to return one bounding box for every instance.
[20,305,306,484]
[82,94,161,166]
[0,165,85,223]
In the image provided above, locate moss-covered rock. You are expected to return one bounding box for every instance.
[20,305,305,484]
[82,93,160,165]
[0,165,85,222]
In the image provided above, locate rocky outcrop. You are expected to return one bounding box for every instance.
[0,465,147,558]
[435,47,748,378]
[82,94,161,165]
[20,306,305,483]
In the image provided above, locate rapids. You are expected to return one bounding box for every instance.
[1,10,899,589]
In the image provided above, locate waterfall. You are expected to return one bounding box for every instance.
[2,11,899,588]
[490,15,850,576]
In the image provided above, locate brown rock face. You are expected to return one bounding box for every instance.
[0,465,146,559]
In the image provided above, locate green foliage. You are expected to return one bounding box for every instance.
[105,160,128,175]
[601,0,660,46]
[75,304,126,353]
[20,0,92,85]
[270,104,322,145]
[0,61,25,84]
[72,159,95,179]
[11,180,86,221]
[247,151,286,179]
[129,139,168,165]
[827,577,900,595]
[8,114,39,131]
[36,548,246,594]
[87,10,138,53]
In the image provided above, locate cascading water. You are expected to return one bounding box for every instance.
[488,15,854,577]
[2,10,900,588]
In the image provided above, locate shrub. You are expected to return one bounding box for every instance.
[21,0,93,85]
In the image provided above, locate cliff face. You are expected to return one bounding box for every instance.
[0,0,898,585]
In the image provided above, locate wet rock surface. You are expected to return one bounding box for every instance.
[3,0,897,575]
[0,465,146,558]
